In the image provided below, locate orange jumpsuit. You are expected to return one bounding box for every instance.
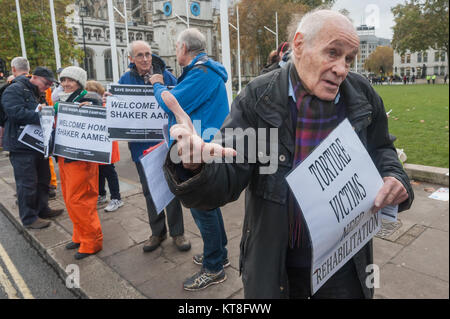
[59,158,103,254]
[45,88,57,188]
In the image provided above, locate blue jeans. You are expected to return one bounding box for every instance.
[190,207,228,273]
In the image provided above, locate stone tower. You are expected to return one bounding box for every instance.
[152,0,215,76]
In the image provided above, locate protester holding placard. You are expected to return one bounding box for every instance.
[55,66,104,260]
[160,10,414,299]
[108,40,191,253]
[1,66,63,229]
[86,80,123,212]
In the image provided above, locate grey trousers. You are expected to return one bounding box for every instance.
[135,161,184,237]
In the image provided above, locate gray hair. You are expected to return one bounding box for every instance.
[177,28,206,56]
[11,57,30,72]
[296,9,354,44]
[127,40,152,57]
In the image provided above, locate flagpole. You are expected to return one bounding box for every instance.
[49,0,61,69]
[220,0,232,108]
[107,0,119,82]
[15,0,27,58]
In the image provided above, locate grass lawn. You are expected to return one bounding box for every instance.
[373,84,449,168]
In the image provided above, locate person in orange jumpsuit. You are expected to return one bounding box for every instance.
[54,66,103,259]
[45,88,58,197]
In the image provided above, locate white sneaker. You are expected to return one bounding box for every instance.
[104,199,124,212]
[98,195,108,204]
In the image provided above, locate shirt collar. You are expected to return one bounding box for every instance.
[288,75,341,104]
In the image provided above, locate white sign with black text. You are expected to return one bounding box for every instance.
[18,124,45,153]
[39,106,55,158]
[286,119,385,295]
[106,84,168,141]
[139,142,174,215]
[54,103,112,164]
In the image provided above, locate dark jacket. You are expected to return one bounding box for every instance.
[163,62,414,299]
[260,61,281,75]
[118,54,177,162]
[1,75,45,152]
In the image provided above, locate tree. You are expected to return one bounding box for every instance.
[0,0,82,74]
[230,0,334,70]
[391,0,449,72]
[364,46,394,75]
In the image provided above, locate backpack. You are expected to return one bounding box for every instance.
[0,82,13,126]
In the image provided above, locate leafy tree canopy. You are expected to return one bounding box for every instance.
[0,0,82,74]
[392,0,449,64]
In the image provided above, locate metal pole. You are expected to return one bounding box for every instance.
[220,0,232,108]
[107,0,119,82]
[49,0,61,69]
[81,15,88,72]
[237,6,241,93]
[15,0,27,58]
[186,0,190,28]
[123,0,130,46]
[275,12,278,51]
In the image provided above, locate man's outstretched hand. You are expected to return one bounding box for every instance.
[161,91,236,171]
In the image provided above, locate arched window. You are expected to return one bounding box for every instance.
[136,33,143,40]
[85,48,96,80]
[93,29,102,41]
[104,49,113,81]
[104,49,120,81]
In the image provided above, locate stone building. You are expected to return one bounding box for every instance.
[393,49,448,79]
[351,25,391,76]
[67,0,217,84]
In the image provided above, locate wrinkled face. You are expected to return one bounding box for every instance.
[31,75,52,93]
[293,20,359,101]
[130,42,152,74]
[61,77,80,93]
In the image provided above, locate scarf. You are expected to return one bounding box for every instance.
[289,66,340,248]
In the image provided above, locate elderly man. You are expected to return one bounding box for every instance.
[150,28,230,291]
[2,67,63,229]
[160,10,414,299]
[10,56,30,78]
[114,40,191,252]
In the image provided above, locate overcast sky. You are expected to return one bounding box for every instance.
[332,0,407,39]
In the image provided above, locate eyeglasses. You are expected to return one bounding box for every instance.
[134,52,151,60]
[37,76,53,87]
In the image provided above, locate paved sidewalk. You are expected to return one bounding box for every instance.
[0,150,448,299]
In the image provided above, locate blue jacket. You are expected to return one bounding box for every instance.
[118,54,177,162]
[1,75,43,152]
[153,53,229,144]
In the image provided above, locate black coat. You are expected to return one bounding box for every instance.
[1,75,45,152]
[164,62,414,298]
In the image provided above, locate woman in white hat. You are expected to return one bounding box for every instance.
[55,66,103,260]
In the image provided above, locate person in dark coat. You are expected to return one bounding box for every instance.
[1,67,63,229]
[261,42,291,74]
[160,9,413,299]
